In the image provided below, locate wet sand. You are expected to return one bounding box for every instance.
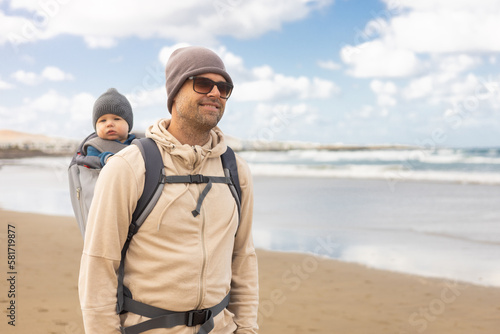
[0,210,499,333]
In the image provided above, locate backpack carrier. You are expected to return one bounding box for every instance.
[68,133,241,334]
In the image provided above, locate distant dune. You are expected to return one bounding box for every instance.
[0,129,78,158]
[0,129,417,158]
[0,129,76,144]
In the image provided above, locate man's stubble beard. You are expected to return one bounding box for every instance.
[175,95,225,133]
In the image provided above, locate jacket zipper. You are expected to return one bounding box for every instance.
[197,202,207,309]
[193,145,207,318]
[192,188,207,334]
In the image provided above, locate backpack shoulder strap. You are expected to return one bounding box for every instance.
[221,146,242,226]
[131,138,165,229]
[70,132,101,169]
[117,137,164,313]
[83,136,129,156]
[71,132,97,163]
[221,146,241,199]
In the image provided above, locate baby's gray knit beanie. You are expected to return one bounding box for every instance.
[165,46,232,113]
[92,88,133,131]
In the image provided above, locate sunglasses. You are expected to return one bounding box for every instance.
[188,76,233,99]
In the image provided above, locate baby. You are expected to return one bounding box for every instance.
[85,88,135,166]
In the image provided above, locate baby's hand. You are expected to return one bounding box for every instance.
[104,153,114,164]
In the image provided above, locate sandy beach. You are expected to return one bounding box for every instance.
[1,210,499,333]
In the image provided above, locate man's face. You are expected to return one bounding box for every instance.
[172,73,228,132]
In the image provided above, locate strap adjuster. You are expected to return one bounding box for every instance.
[189,174,206,184]
[186,309,210,327]
[126,223,138,241]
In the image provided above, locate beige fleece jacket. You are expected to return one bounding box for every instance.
[79,119,259,333]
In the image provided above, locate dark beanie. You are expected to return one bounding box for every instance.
[165,46,232,113]
[92,88,133,131]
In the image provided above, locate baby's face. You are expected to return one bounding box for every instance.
[96,114,129,142]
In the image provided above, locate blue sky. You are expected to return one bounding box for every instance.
[1,0,500,147]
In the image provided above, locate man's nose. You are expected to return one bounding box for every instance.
[207,85,221,98]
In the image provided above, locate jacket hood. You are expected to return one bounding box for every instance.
[145,118,227,169]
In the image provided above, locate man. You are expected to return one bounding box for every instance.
[79,46,259,333]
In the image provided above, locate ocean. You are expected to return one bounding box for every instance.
[239,147,500,185]
[1,147,499,287]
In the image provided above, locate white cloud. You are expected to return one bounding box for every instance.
[388,0,499,12]
[41,66,74,81]
[341,40,421,78]
[27,89,70,112]
[448,73,485,102]
[341,0,500,78]
[389,11,500,54]
[252,65,274,80]
[436,55,481,75]
[380,0,500,53]
[2,0,333,48]
[370,80,398,107]
[354,105,375,119]
[83,36,118,49]
[370,80,397,95]
[11,70,38,85]
[127,86,165,109]
[402,75,435,100]
[402,71,500,114]
[0,77,14,89]
[233,74,340,102]
[11,66,74,85]
[69,92,96,122]
[312,77,340,99]
[377,95,397,108]
[402,55,484,103]
[2,89,96,138]
[317,60,342,71]
[250,103,315,140]
[205,0,333,39]
[0,10,28,46]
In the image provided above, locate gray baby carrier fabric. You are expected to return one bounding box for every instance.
[68,133,128,238]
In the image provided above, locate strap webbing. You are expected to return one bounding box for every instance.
[162,174,231,185]
[132,139,164,224]
[192,179,212,217]
[120,293,230,334]
[162,175,232,217]
[220,147,241,201]
[117,138,164,314]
